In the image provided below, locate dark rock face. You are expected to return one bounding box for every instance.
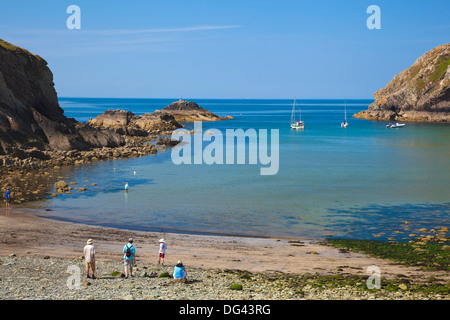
[0,39,125,156]
[354,43,450,122]
[162,99,233,122]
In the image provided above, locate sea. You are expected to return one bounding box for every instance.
[28,98,450,241]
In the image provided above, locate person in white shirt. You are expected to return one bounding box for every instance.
[158,239,167,265]
[83,239,96,279]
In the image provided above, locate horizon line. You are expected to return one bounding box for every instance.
[58,96,374,100]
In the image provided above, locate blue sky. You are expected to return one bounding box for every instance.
[0,0,448,99]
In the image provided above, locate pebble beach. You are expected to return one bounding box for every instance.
[1,255,448,301]
[0,208,449,301]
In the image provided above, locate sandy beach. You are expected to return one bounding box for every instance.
[1,206,447,282]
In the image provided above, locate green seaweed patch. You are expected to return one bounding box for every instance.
[230,284,243,290]
[257,271,449,296]
[324,238,450,271]
[159,272,172,278]
[214,266,449,296]
[111,271,125,277]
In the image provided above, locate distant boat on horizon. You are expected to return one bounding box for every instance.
[290,99,304,130]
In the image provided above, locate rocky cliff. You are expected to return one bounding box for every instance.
[354,43,450,122]
[162,99,233,122]
[0,39,125,158]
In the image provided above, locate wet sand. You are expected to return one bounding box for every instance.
[1,206,448,282]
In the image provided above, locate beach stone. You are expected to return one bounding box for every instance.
[54,181,68,190]
[106,284,121,290]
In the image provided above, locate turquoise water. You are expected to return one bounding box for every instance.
[32,98,450,240]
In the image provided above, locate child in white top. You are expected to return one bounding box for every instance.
[158,239,167,265]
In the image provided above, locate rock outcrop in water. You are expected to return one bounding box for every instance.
[354,43,450,122]
[162,99,233,122]
[88,109,183,135]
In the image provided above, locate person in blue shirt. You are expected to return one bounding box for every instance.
[173,260,187,281]
[5,186,11,209]
[123,238,136,278]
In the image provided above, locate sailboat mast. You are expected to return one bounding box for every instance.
[344,99,347,122]
[291,99,296,123]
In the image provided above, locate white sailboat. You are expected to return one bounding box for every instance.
[341,99,348,128]
[291,99,304,130]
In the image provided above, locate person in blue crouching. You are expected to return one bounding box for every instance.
[173,260,187,281]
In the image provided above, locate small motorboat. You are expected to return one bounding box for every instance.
[386,123,406,128]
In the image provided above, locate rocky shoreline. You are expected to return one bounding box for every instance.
[0,135,163,204]
[354,110,450,122]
